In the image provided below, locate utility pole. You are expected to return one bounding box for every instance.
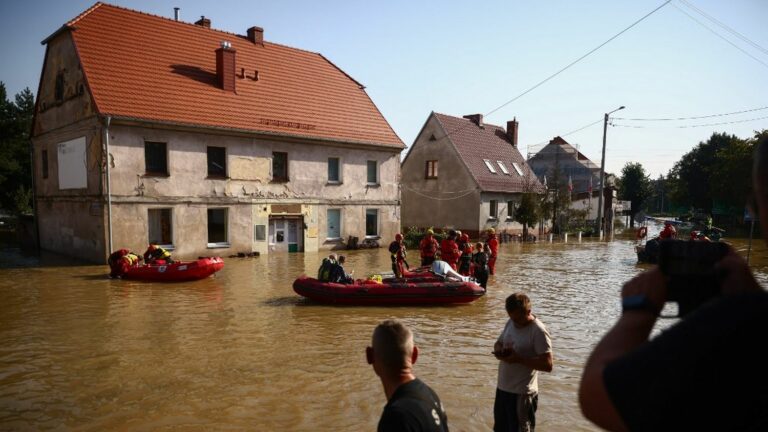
[596,106,625,237]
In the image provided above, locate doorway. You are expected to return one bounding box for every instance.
[269,216,303,253]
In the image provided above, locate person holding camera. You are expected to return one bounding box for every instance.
[579,140,768,431]
[493,293,553,432]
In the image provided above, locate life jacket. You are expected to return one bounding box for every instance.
[146,245,171,261]
[388,241,401,254]
[122,253,140,266]
[487,235,499,255]
[440,239,457,261]
[419,236,438,258]
[318,258,336,281]
[108,249,129,266]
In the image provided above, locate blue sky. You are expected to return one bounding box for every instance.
[1,0,766,177]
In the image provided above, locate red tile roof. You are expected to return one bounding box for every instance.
[433,113,542,193]
[57,2,403,148]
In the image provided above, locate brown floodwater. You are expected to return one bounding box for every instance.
[2,228,767,431]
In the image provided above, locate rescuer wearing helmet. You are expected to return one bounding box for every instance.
[419,228,440,267]
[144,244,174,265]
[487,228,499,275]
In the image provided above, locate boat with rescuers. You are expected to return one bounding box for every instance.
[121,257,225,282]
[293,265,486,305]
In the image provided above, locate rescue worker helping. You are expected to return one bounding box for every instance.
[108,249,142,278]
[486,228,499,275]
[144,244,174,265]
[419,228,440,267]
[389,233,409,279]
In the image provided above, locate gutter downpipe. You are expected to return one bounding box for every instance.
[104,116,113,254]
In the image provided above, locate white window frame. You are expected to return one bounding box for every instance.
[483,159,497,174]
[207,208,230,248]
[148,208,174,249]
[512,162,525,176]
[328,157,342,184]
[365,208,379,238]
[366,160,379,185]
[497,161,510,175]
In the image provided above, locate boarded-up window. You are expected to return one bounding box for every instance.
[425,160,438,179]
[57,136,87,189]
[145,141,168,175]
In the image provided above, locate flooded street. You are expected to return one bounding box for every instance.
[2,233,767,431]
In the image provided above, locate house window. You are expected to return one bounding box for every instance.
[507,201,516,220]
[148,208,173,246]
[254,224,266,241]
[327,209,341,239]
[367,160,378,184]
[365,209,379,237]
[425,160,438,179]
[207,146,226,177]
[512,162,525,176]
[490,200,498,219]
[207,208,229,247]
[145,141,168,175]
[497,161,510,175]
[483,159,497,173]
[55,71,65,102]
[328,157,340,183]
[42,150,48,179]
[272,152,288,182]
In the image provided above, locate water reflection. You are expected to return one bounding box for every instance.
[1,234,766,431]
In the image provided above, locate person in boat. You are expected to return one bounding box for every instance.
[439,230,459,271]
[330,255,354,284]
[457,233,473,276]
[389,233,409,279]
[367,319,449,432]
[486,228,499,275]
[493,293,553,432]
[419,228,440,267]
[471,242,490,289]
[578,140,768,431]
[430,259,469,282]
[107,248,142,278]
[143,244,174,265]
[318,254,338,282]
[658,221,677,240]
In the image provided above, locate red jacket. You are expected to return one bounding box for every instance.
[487,234,499,257]
[419,235,439,258]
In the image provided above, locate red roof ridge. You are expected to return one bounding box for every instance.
[66,2,103,26]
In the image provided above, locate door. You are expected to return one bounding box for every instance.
[288,220,299,253]
[270,219,288,252]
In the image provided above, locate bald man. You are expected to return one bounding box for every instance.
[367,320,449,432]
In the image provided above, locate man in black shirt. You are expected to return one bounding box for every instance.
[367,319,449,432]
[578,136,768,431]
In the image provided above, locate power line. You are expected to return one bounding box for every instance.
[678,0,768,57]
[611,115,768,128]
[484,0,672,118]
[526,118,604,153]
[672,3,768,70]
[614,106,768,121]
[438,0,672,141]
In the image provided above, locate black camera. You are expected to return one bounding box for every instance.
[658,240,729,317]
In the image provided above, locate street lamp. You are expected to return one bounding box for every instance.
[596,105,625,237]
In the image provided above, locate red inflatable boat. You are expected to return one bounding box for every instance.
[122,257,224,282]
[293,275,485,305]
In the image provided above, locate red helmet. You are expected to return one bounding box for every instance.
[148,244,157,251]
[461,234,469,241]
[395,233,403,241]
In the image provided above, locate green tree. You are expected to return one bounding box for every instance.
[618,162,651,227]
[515,192,540,241]
[0,82,35,214]
[710,135,755,215]
[666,132,738,213]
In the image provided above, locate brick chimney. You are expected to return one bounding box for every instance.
[195,16,211,28]
[463,114,483,127]
[507,117,519,147]
[216,42,236,92]
[247,26,264,44]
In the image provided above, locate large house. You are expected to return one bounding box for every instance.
[400,112,542,238]
[31,3,404,263]
[527,136,618,231]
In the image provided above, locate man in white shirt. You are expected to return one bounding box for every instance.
[493,293,553,432]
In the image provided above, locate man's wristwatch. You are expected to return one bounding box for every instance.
[622,294,659,316]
